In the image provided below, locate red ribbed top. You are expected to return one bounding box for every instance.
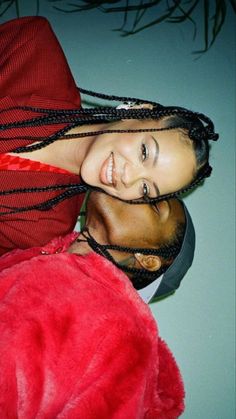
[0,16,84,255]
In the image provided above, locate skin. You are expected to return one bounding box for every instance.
[68,191,185,273]
[12,115,197,201]
[79,119,196,200]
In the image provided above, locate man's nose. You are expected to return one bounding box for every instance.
[121,162,144,187]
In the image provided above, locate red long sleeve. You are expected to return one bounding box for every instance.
[0,16,81,106]
[0,17,84,254]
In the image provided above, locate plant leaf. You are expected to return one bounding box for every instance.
[0,0,14,17]
[229,0,236,13]
[210,0,226,48]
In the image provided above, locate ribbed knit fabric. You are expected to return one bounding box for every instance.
[0,16,82,149]
[0,17,84,255]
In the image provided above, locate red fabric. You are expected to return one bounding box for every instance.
[0,234,185,418]
[0,152,71,173]
[0,17,84,255]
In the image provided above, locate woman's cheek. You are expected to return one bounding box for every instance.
[81,159,98,186]
[117,137,139,159]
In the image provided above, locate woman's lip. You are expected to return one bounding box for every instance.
[99,153,117,187]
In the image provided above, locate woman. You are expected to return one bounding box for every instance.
[0,16,217,255]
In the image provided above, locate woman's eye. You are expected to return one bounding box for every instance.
[142,182,150,198]
[141,143,149,162]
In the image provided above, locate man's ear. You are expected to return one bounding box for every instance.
[134,253,161,272]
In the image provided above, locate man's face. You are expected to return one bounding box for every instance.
[85,191,185,255]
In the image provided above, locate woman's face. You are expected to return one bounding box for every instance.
[80,119,196,200]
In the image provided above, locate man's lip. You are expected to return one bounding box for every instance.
[99,153,117,187]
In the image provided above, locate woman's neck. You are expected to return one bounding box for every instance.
[9,123,106,174]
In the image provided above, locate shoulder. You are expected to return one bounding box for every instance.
[0,253,156,364]
[0,16,52,35]
[0,16,61,59]
[0,251,154,333]
[0,17,53,48]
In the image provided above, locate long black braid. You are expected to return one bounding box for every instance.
[0,88,219,215]
[77,223,183,290]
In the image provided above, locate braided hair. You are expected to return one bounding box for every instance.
[77,213,185,290]
[0,88,219,214]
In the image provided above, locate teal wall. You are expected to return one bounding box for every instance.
[2,3,235,417]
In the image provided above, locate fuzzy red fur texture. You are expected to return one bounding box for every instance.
[0,234,185,418]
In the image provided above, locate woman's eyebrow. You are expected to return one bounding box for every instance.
[151,136,159,167]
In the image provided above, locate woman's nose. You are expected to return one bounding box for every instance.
[121,162,143,187]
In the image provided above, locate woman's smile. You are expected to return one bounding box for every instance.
[100,152,116,187]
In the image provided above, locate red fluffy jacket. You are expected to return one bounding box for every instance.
[0,233,185,418]
[0,17,84,255]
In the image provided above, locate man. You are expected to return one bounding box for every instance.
[0,192,194,417]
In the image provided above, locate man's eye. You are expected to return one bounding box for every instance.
[141,143,149,162]
[142,182,150,198]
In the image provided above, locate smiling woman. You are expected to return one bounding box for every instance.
[0,15,218,254]
[78,118,197,200]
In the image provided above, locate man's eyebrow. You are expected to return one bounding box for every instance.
[151,135,159,167]
[151,136,160,197]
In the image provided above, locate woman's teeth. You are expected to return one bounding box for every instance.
[106,153,113,184]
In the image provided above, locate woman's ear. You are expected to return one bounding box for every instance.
[117,102,154,115]
[134,253,161,272]
[117,103,154,122]
[130,103,154,110]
